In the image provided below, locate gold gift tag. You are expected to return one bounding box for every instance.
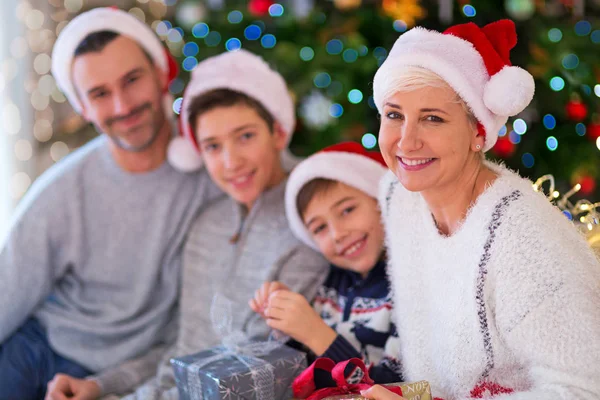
[320,381,432,400]
[388,380,432,400]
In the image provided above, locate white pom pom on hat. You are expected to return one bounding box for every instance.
[166,136,204,172]
[167,49,296,172]
[285,142,388,251]
[51,7,178,115]
[373,19,535,152]
[483,64,535,117]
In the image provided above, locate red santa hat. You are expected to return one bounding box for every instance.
[285,142,388,251]
[373,19,535,152]
[167,49,296,172]
[51,7,178,115]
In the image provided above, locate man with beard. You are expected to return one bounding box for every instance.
[0,8,220,400]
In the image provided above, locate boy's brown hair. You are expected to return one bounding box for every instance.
[296,178,339,220]
[187,88,275,133]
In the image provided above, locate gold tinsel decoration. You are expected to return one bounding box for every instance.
[533,175,600,259]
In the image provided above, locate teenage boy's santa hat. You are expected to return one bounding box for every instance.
[285,142,388,251]
[373,19,535,152]
[51,7,178,115]
[167,49,295,172]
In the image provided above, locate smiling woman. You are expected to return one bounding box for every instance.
[366,19,600,400]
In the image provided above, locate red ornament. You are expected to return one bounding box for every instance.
[492,136,516,158]
[248,0,273,16]
[575,175,597,195]
[587,122,600,142]
[565,99,588,121]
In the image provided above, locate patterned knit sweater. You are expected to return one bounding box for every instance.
[379,162,600,400]
[315,261,402,383]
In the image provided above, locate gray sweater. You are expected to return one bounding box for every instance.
[0,136,219,373]
[97,177,329,398]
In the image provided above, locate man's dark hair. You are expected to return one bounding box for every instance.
[74,31,120,57]
[187,89,276,133]
[296,178,339,219]
[74,31,154,64]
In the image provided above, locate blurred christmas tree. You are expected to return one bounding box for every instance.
[161,0,599,198]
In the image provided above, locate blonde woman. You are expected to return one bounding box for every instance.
[363,20,600,400]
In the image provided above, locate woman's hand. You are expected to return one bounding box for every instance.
[249,281,290,318]
[360,385,407,400]
[264,290,337,355]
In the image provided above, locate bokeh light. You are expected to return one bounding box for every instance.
[343,49,358,63]
[326,39,343,55]
[550,76,565,91]
[329,103,344,118]
[543,114,556,130]
[462,5,476,17]
[300,47,315,61]
[362,133,377,149]
[205,31,222,47]
[393,20,407,32]
[261,34,276,48]
[546,136,558,151]
[508,130,521,144]
[182,42,199,57]
[348,89,363,104]
[182,57,198,71]
[314,72,332,88]
[228,10,243,24]
[562,54,579,69]
[244,25,262,40]
[575,20,592,36]
[225,38,242,51]
[548,28,562,42]
[269,4,284,17]
[172,97,183,115]
[521,153,534,168]
[192,23,209,38]
[513,119,527,135]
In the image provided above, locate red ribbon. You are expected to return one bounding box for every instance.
[293,358,404,400]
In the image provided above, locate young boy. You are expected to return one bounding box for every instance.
[250,142,403,384]
[46,50,328,400]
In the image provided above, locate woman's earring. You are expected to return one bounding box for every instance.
[475,144,482,150]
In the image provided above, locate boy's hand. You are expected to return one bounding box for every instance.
[264,290,337,355]
[360,385,407,400]
[45,374,101,400]
[249,281,290,317]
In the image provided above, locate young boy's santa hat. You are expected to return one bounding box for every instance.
[285,142,388,251]
[167,49,295,172]
[373,19,535,152]
[51,7,178,115]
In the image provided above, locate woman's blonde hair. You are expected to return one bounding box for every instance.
[379,66,478,128]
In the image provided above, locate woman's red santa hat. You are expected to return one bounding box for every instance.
[373,19,535,152]
[285,142,388,251]
[167,49,296,172]
[51,7,178,115]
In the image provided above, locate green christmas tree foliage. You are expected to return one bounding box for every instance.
[166,0,599,198]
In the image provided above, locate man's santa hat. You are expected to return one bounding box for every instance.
[373,19,535,152]
[285,142,388,251]
[51,7,178,115]
[167,49,295,172]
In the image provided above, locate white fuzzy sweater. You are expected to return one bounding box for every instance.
[379,162,600,400]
